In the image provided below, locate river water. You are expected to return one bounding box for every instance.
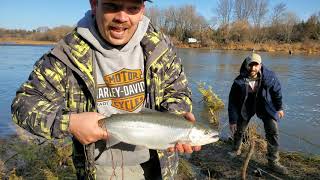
[1,45,319,154]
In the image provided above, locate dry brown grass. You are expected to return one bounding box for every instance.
[176,40,320,55]
[0,38,55,45]
[238,122,268,160]
[0,159,4,179]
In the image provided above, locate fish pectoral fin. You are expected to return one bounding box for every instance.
[134,145,148,150]
[105,135,121,148]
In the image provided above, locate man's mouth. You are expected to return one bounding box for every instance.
[110,26,127,32]
[109,25,130,39]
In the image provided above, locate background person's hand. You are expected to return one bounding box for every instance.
[167,112,201,154]
[278,110,285,119]
[68,112,108,145]
[229,123,237,136]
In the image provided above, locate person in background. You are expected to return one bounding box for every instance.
[228,53,288,175]
[11,0,201,179]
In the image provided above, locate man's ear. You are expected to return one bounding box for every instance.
[90,0,97,15]
[139,5,145,21]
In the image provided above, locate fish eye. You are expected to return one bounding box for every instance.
[204,129,211,135]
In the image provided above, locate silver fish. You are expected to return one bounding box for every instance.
[98,111,219,150]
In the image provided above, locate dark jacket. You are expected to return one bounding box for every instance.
[228,60,283,124]
[12,24,192,179]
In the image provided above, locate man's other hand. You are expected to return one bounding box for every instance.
[167,112,201,154]
[278,110,285,119]
[229,123,237,136]
[68,112,108,145]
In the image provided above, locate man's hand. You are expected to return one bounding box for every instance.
[229,123,237,136]
[278,110,285,119]
[167,112,201,154]
[68,112,108,145]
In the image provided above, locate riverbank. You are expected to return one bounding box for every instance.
[1,38,319,55]
[0,39,55,46]
[175,40,320,55]
[180,140,320,179]
[1,128,319,179]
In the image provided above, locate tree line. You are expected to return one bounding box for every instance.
[146,0,320,46]
[1,1,319,47]
[0,26,73,42]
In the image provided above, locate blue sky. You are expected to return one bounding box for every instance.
[0,0,319,30]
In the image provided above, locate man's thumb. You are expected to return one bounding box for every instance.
[100,129,108,140]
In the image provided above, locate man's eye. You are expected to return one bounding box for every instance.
[102,3,119,11]
[127,6,141,14]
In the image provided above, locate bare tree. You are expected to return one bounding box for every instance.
[271,2,286,25]
[163,6,178,35]
[282,11,299,42]
[229,20,251,41]
[234,0,254,21]
[145,6,163,29]
[251,0,268,28]
[216,0,234,26]
[170,5,209,41]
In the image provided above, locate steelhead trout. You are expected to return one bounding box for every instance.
[98,111,219,150]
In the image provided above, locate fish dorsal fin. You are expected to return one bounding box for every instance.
[140,108,160,114]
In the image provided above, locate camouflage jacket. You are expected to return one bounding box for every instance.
[11,24,192,179]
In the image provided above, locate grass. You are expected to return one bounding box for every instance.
[0,134,76,179]
[1,127,319,179]
[197,82,224,126]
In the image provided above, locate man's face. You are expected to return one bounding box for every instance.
[247,62,261,78]
[90,0,145,46]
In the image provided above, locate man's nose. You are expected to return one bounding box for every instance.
[114,11,129,23]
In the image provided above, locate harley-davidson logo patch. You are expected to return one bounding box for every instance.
[97,68,145,112]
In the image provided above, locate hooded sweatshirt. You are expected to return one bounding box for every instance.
[77,11,151,167]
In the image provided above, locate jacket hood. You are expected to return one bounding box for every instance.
[239,59,250,77]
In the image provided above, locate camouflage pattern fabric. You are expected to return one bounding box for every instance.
[12,24,192,180]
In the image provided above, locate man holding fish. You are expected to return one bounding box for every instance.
[11,0,218,179]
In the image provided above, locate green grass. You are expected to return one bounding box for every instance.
[197,82,224,126]
[1,135,76,179]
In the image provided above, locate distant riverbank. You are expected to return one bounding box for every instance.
[0,39,55,46]
[1,38,320,55]
[176,41,320,55]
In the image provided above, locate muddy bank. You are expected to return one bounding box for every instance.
[178,139,320,180]
[1,130,319,179]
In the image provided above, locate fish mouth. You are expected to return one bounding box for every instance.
[210,133,220,142]
[212,134,219,139]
